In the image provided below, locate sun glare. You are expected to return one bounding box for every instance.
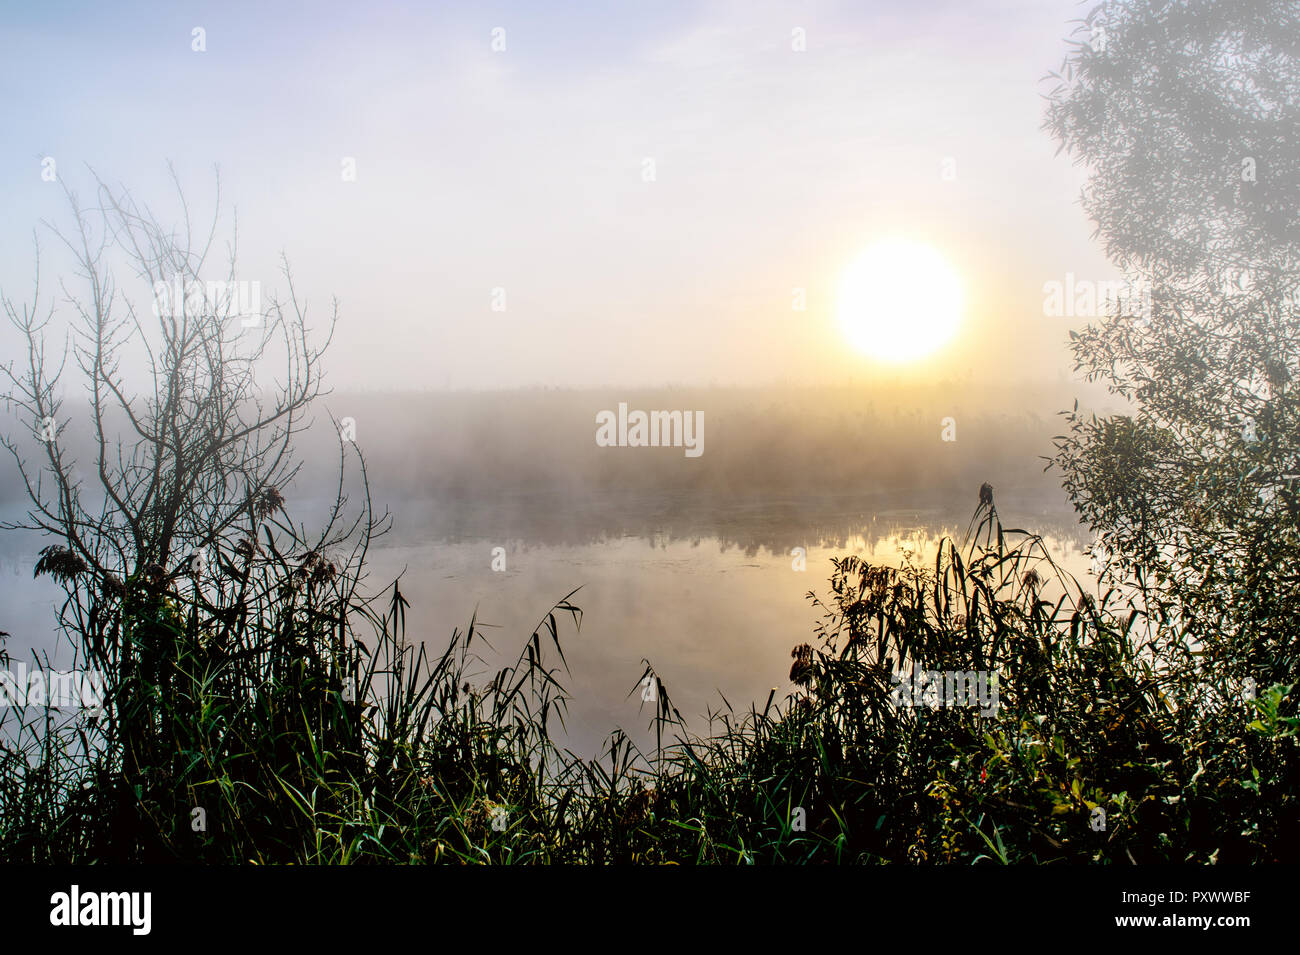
[837,238,963,363]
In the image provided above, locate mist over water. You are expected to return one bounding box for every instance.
[0,386,1091,756]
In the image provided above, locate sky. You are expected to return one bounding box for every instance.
[0,0,1118,391]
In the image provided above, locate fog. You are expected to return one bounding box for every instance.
[1,0,1116,754]
[0,381,1098,755]
[1,0,1115,390]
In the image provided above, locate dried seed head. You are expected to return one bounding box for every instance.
[255,487,285,521]
[789,643,815,686]
[33,546,88,584]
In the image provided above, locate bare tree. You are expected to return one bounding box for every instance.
[1,168,383,809]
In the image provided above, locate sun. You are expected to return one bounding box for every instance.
[837,238,963,362]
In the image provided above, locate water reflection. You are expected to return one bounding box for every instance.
[0,486,1091,757]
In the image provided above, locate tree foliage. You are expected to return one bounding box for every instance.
[1047,0,1300,694]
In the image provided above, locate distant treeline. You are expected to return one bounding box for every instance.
[0,383,1096,552]
[295,382,1094,506]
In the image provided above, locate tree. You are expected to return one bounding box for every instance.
[1045,0,1300,702]
[0,169,381,853]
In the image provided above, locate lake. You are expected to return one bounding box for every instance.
[0,485,1091,758]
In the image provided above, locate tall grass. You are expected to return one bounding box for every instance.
[1,491,1295,863]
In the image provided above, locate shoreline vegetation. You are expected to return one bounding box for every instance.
[1,489,1293,863]
[0,192,1294,861]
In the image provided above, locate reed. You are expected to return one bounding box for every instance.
[2,489,1293,863]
